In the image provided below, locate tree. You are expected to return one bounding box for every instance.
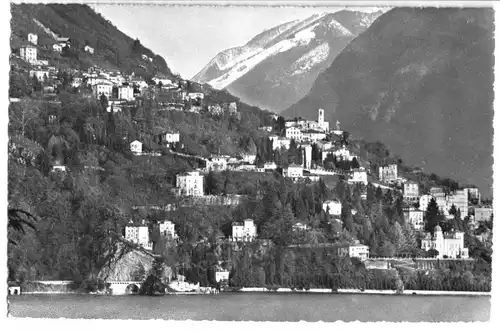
[389,222,406,255]
[8,208,36,245]
[351,157,360,169]
[99,94,109,110]
[425,198,441,233]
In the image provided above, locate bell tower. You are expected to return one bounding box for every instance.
[318,108,324,125]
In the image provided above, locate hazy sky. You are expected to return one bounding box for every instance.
[93,4,382,78]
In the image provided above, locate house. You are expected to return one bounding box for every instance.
[446,189,469,218]
[419,194,434,212]
[337,242,370,260]
[403,207,424,231]
[301,129,327,142]
[285,126,303,142]
[8,281,21,295]
[141,54,149,61]
[421,226,469,258]
[474,207,493,222]
[283,164,303,179]
[51,165,67,172]
[379,164,398,183]
[29,69,49,82]
[92,82,113,99]
[206,155,228,172]
[232,219,257,242]
[56,37,71,47]
[130,140,143,154]
[301,144,312,169]
[20,45,37,63]
[240,153,256,164]
[404,181,420,201]
[465,187,481,201]
[176,171,204,197]
[118,85,135,101]
[322,146,354,162]
[259,126,273,132]
[28,33,38,45]
[269,136,291,150]
[84,45,94,54]
[349,168,368,185]
[292,222,309,231]
[159,132,180,145]
[158,220,177,239]
[322,200,342,216]
[125,220,152,249]
[186,92,205,101]
[52,44,63,52]
[226,102,238,114]
[215,269,230,283]
[263,162,277,171]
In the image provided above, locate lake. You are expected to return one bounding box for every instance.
[8,293,490,322]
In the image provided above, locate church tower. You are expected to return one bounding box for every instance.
[318,108,324,125]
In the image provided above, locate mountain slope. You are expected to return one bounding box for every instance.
[192,10,384,111]
[10,3,173,77]
[283,8,494,196]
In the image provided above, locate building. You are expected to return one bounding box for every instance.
[317,108,329,132]
[421,226,469,258]
[322,146,354,162]
[263,162,277,171]
[51,165,67,172]
[176,171,204,197]
[118,86,134,101]
[29,69,49,82]
[283,164,303,179]
[206,155,228,172]
[240,153,256,164]
[20,45,37,63]
[56,37,71,48]
[302,130,327,142]
[337,243,370,260]
[8,281,21,295]
[141,54,149,61]
[379,164,398,183]
[215,269,230,283]
[474,207,493,222]
[52,44,63,53]
[419,194,433,213]
[292,222,309,231]
[160,132,180,145]
[84,45,94,54]
[158,220,177,239]
[349,168,368,185]
[447,189,469,218]
[92,82,113,99]
[269,136,291,150]
[28,33,38,45]
[403,207,424,231]
[285,127,303,142]
[322,200,342,216]
[130,140,143,154]
[465,187,481,201]
[125,220,151,249]
[186,92,204,101]
[232,219,257,242]
[302,144,312,169]
[404,181,420,201]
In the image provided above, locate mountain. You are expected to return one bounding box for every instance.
[10,3,173,78]
[282,8,494,196]
[192,10,384,112]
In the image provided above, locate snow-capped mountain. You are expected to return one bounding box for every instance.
[192,9,384,112]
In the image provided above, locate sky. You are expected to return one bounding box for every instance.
[92,4,383,78]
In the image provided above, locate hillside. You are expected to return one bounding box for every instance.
[192,10,384,112]
[10,3,173,77]
[282,8,494,196]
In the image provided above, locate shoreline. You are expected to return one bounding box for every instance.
[16,288,490,297]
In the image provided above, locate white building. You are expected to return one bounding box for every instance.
[404,181,420,201]
[176,171,204,197]
[474,207,493,222]
[84,45,94,54]
[241,153,256,164]
[283,164,303,179]
[421,226,469,258]
[337,243,370,260]
[269,136,291,150]
[419,194,434,213]
[322,200,342,216]
[52,44,63,53]
[125,220,151,248]
[447,189,468,218]
[29,69,49,82]
[232,219,257,242]
[292,222,309,231]
[206,156,228,172]
[263,162,277,171]
[317,108,329,132]
[285,127,303,142]
[118,86,135,101]
[302,130,327,143]
[20,45,37,63]
[215,270,230,283]
[161,132,180,144]
[403,207,424,231]
[186,92,204,101]
[158,220,177,239]
[379,164,398,183]
[28,33,38,45]
[465,187,481,201]
[92,82,113,99]
[349,167,368,185]
[130,140,143,154]
[302,144,312,169]
[322,146,354,162]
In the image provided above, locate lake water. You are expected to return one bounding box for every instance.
[8,293,490,322]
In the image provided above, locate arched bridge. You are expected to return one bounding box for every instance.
[107,281,143,295]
